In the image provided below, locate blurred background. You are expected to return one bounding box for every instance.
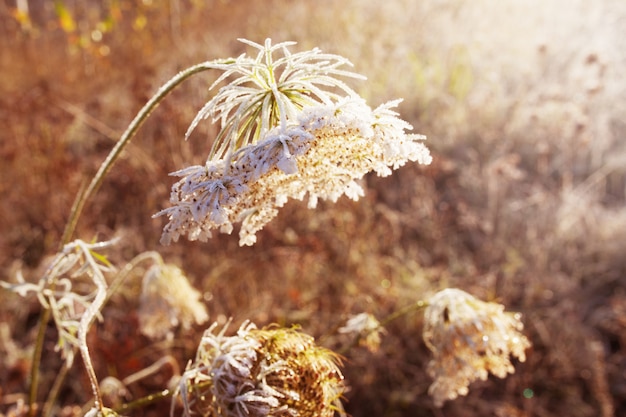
[1,0,625,416]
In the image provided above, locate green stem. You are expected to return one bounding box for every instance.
[337,300,429,356]
[115,379,213,415]
[114,389,173,414]
[378,299,428,328]
[31,61,219,416]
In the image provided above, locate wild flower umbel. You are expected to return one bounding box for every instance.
[177,320,345,417]
[154,39,432,246]
[338,312,385,353]
[422,288,531,407]
[156,97,431,246]
[186,38,366,160]
[138,263,209,340]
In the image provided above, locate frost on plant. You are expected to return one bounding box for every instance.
[338,312,385,353]
[177,320,345,417]
[422,288,532,407]
[154,38,432,246]
[0,239,118,367]
[186,38,365,160]
[138,263,209,340]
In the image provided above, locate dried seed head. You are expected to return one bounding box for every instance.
[178,321,345,417]
[423,288,531,407]
[138,263,209,340]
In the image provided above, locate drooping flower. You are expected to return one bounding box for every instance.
[155,98,431,246]
[138,263,209,340]
[177,320,345,417]
[154,39,432,246]
[422,288,531,407]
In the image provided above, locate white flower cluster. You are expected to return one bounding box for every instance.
[138,263,209,340]
[423,288,531,407]
[155,97,432,246]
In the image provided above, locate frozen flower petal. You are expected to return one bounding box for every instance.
[155,40,431,246]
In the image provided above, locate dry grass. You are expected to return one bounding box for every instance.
[1,0,625,416]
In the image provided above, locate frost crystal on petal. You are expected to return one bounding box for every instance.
[155,97,431,246]
[154,39,432,246]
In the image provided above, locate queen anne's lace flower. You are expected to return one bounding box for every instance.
[422,288,531,407]
[138,263,209,340]
[178,320,345,417]
[155,98,431,246]
[154,39,431,246]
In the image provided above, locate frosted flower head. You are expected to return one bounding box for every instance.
[187,38,366,160]
[155,98,431,246]
[138,263,209,340]
[338,312,385,353]
[154,39,431,246]
[178,320,345,417]
[422,288,531,407]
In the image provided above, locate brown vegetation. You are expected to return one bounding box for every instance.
[1,0,625,416]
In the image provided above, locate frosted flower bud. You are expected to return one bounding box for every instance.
[138,263,209,340]
[338,312,385,353]
[423,288,531,407]
[178,320,345,417]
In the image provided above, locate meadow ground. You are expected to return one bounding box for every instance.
[1,1,625,416]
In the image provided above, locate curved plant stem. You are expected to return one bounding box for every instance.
[30,61,222,416]
[41,251,165,417]
[61,61,223,245]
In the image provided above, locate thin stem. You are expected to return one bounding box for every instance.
[41,359,70,417]
[114,389,173,414]
[111,351,187,413]
[76,241,110,413]
[335,300,429,356]
[31,61,220,415]
[60,61,221,245]
[28,307,50,417]
[42,251,164,417]
[122,355,179,386]
[378,299,429,328]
